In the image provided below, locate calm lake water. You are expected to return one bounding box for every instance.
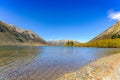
[0,46,120,80]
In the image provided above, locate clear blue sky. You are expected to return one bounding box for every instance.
[0,0,120,42]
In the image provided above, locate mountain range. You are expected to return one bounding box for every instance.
[48,40,80,46]
[0,21,120,46]
[0,21,46,46]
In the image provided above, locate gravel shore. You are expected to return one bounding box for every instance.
[56,53,120,80]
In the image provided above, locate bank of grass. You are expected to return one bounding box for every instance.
[74,38,120,48]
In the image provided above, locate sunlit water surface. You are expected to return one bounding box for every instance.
[0,46,120,80]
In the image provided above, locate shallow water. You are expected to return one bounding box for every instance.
[0,46,120,80]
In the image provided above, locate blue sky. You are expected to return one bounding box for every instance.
[0,0,120,42]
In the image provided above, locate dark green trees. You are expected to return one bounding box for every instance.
[64,41,74,47]
[111,34,120,39]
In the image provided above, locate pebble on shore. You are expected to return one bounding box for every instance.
[56,54,120,80]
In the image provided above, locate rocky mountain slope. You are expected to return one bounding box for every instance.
[0,21,46,45]
[91,21,120,41]
[48,40,79,46]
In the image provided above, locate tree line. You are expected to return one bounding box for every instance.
[64,34,120,48]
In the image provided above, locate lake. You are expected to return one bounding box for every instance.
[0,46,120,80]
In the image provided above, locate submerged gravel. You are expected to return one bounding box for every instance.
[56,53,120,80]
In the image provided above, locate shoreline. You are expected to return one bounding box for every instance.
[56,53,120,80]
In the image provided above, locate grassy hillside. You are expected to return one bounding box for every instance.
[74,38,120,48]
[71,21,120,48]
[91,21,120,41]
